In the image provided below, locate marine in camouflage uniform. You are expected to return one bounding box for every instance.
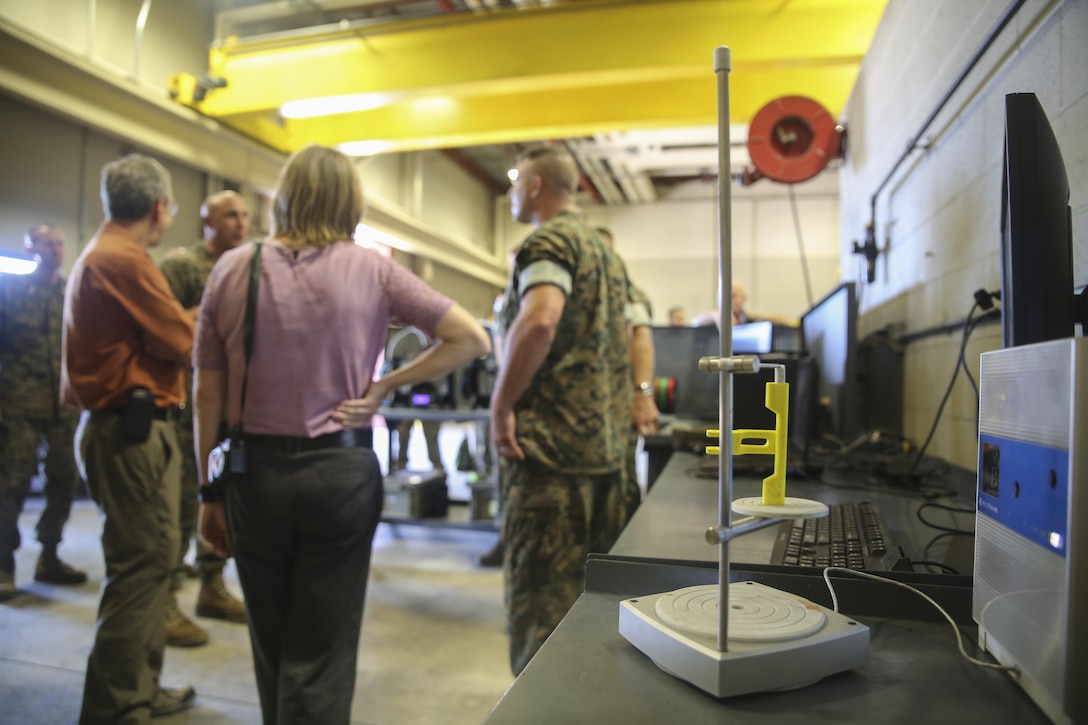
[595,226,659,520]
[624,282,655,517]
[157,189,249,636]
[159,241,218,583]
[493,147,632,675]
[0,224,86,600]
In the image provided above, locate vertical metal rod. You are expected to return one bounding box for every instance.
[713,45,732,653]
[133,0,153,82]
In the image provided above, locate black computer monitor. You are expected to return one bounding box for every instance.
[650,325,815,468]
[801,282,862,442]
[1000,92,1085,347]
[650,325,722,421]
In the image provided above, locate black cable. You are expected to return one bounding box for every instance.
[906,301,981,479]
[959,305,1000,433]
[923,530,974,560]
[916,504,975,534]
[920,501,975,515]
[794,462,958,501]
[787,184,815,308]
[912,560,961,575]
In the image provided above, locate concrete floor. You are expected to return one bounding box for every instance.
[0,492,513,724]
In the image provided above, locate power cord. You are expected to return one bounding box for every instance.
[960,290,1001,432]
[821,567,1019,673]
[916,501,976,534]
[906,290,999,480]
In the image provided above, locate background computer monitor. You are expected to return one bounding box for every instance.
[732,320,774,354]
[650,325,815,466]
[801,282,862,443]
[650,324,722,421]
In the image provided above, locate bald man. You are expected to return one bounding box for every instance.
[492,146,632,674]
[158,191,249,644]
[0,224,87,601]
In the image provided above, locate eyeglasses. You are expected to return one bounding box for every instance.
[162,198,178,217]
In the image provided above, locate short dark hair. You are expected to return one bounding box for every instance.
[518,145,579,196]
[25,223,60,246]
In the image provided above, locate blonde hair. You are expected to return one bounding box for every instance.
[272,145,365,249]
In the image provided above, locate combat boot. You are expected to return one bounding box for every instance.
[165,593,209,647]
[150,685,196,718]
[34,551,88,585]
[478,539,504,568]
[0,570,15,601]
[195,570,247,623]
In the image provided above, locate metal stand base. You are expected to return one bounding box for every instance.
[619,582,869,698]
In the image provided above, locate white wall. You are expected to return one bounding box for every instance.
[840,0,1088,470]
[0,93,208,262]
[592,174,843,325]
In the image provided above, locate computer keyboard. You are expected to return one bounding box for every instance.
[770,501,900,570]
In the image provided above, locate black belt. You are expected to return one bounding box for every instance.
[95,406,179,422]
[244,428,373,454]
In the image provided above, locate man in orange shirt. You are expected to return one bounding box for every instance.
[62,154,198,722]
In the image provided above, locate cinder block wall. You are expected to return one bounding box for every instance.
[840,0,1088,470]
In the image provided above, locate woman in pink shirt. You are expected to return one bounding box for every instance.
[193,145,489,724]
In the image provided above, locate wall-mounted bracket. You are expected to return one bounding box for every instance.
[852,223,879,283]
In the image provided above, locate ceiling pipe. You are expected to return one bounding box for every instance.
[132,0,153,82]
[604,158,645,205]
[567,139,625,205]
[578,150,625,206]
[87,0,96,58]
[563,140,610,205]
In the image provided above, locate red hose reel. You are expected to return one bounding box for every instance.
[746,96,841,184]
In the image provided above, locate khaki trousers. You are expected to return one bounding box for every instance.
[76,411,181,725]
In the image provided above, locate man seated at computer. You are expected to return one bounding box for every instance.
[690,279,799,328]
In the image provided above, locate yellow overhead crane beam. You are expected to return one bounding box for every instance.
[170,0,887,155]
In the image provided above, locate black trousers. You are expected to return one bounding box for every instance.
[227,442,382,725]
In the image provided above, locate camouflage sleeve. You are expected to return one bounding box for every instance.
[516,230,577,295]
[628,284,653,327]
[159,252,200,308]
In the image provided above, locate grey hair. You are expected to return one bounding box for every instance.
[101,154,173,222]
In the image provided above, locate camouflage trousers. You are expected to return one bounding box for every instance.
[0,415,79,570]
[502,458,625,676]
[174,424,226,586]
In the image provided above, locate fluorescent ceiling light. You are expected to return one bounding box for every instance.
[280,92,389,119]
[339,140,395,157]
[0,256,36,275]
[355,223,412,253]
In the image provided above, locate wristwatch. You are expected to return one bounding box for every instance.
[635,381,653,397]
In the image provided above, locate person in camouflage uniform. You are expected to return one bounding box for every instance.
[157,190,249,642]
[596,227,660,520]
[491,146,632,675]
[0,224,87,601]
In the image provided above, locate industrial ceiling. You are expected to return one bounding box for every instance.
[172,0,888,203]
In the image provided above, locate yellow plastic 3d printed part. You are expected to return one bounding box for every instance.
[704,380,789,505]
